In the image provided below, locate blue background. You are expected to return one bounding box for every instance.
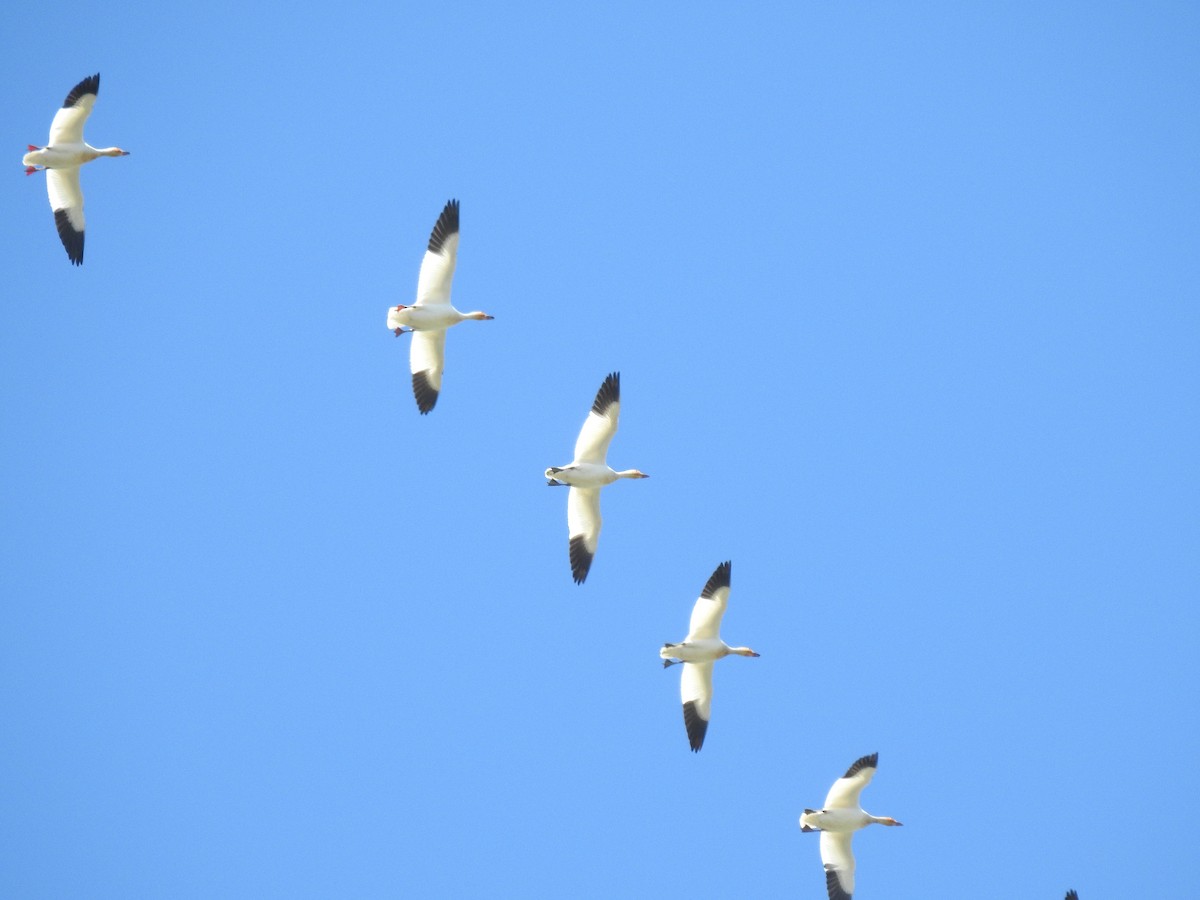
[3,2,1197,897]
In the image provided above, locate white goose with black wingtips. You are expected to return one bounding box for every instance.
[800,753,903,900]
[23,73,129,265]
[387,199,493,414]
[660,561,759,751]
[544,372,648,584]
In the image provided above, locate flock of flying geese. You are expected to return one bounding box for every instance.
[23,73,1081,900]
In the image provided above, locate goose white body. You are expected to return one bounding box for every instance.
[660,562,759,752]
[544,372,647,584]
[23,73,129,265]
[800,753,902,900]
[387,199,493,414]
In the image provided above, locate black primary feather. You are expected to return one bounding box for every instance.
[63,73,99,108]
[700,561,731,599]
[412,371,438,414]
[427,199,459,255]
[590,372,620,417]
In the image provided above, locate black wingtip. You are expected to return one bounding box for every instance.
[63,73,100,108]
[843,752,879,779]
[590,371,620,416]
[1065,892,1078,900]
[53,208,83,265]
[412,370,438,414]
[427,199,460,255]
[824,865,852,900]
[569,534,592,584]
[700,560,731,599]
[682,699,708,752]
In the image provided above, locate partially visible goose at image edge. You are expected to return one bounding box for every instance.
[544,372,648,584]
[23,73,130,266]
[660,561,759,752]
[800,753,902,900]
[387,199,494,414]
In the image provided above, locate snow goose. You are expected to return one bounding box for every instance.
[544,372,648,584]
[387,199,493,414]
[24,73,128,265]
[660,561,759,751]
[800,753,902,900]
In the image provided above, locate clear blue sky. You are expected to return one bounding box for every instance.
[3,2,1197,897]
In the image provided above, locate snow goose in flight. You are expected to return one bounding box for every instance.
[387,199,493,414]
[800,753,902,900]
[24,73,129,265]
[544,372,647,583]
[660,561,759,751]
